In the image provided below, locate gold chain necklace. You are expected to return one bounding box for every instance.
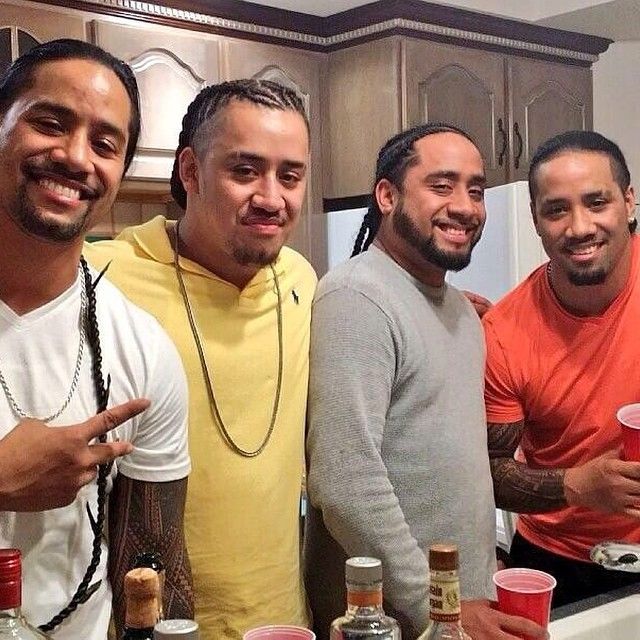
[173,219,283,457]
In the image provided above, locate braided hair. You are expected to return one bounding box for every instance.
[351,122,478,256]
[39,258,112,633]
[170,79,309,210]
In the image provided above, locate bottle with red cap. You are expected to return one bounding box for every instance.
[0,548,51,639]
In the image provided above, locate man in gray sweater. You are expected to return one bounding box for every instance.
[305,123,546,640]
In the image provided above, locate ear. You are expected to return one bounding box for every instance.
[624,185,636,220]
[375,178,399,217]
[530,200,542,237]
[178,147,200,197]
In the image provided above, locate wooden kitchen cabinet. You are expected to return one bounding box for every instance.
[507,56,592,181]
[327,36,594,196]
[324,37,403,199]
[91,20,221,181]
[0,3,85,75]
[404,38,506,187]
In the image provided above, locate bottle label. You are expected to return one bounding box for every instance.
[429,570,461,623]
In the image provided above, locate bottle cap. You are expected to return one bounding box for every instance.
[345,557,382,584]
[429,543,459,571]
[0,549,21,609]
[154,619,199,639]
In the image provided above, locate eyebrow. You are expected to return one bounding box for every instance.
[425,170,487,186]
[28,100,128,144]
[227,151,307,170]
[540,189,612,207]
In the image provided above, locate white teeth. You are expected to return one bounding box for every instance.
[570,245,598,255]
[439,225,467,236]
[39,178,81,201]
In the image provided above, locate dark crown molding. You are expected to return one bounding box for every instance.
[33,0,612,61]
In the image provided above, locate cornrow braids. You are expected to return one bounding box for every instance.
[39,257,112,633]
[351,122,478,256]
[170,79,309,210]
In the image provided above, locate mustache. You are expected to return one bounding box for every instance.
[241,210,286,226]
[22,159,101,200]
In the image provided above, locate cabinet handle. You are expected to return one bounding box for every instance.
[514,122,524,170]
[497,118,507,167]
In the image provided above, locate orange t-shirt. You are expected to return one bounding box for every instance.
[483,235,640,561]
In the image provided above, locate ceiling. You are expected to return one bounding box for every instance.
[236,0,639,40]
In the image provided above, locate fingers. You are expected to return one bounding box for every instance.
[88,440,134,466]
[76,399,150,440]
[497,611,547,638]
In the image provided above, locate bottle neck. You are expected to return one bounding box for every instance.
[429,568,462,623]
[346,584,385,617]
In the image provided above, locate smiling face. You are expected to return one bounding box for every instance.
[376,131,486,285]
[0,58,130,244]
[178,99,309,285]
[531,150,635,287]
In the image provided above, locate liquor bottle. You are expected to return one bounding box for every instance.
[329,557,401,639]
[122,567,161,640]
[154,619,199,640]
[0,549,51,639]
[417,543,470,640]
[133,552,165,619]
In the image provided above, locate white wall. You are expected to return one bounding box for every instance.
[593,41,640,192]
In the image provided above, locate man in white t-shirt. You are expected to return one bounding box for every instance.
[0,39,193,639]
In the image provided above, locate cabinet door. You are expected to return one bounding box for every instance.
[404,38,507,187]
[92,20,220,181]
[223,39,327,272]
[508,57,592,181]
[0,2,85,75]
[325,37,402,199]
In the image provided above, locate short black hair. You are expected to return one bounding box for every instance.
[528,130,631,202]
[170,79,309,210]
[352,122,479,256]
[0,38,141,174]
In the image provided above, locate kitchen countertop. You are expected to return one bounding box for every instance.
[550,582,640,621]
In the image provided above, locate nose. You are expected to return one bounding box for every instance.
[567,206,597,239]
[49,130,93,175]
[448,187,479,220]
[251,176,285,213]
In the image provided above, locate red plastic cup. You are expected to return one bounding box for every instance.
[493,568,556,639]
[242,626,315,640]
[617,403,640,461]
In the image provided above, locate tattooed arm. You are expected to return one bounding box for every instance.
[108,475,193,635]
[488,420,566,513]
[489,420,640,517]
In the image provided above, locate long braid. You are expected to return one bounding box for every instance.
[351,122,478,256]
[39,257,111,633]
[170,79,308,210]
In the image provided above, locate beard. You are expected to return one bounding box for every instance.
[393,206,480,272]
[567,265,607,286]
[11,181,93,243]
[231,243,280,268]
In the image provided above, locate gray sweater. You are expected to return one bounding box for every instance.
[304,246,496,640]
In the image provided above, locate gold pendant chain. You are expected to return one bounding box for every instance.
[173,219,283,457]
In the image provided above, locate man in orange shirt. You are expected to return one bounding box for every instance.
[484,130,640,607]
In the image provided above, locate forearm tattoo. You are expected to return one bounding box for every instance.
[488,421,567,513]
[108,476,194,634]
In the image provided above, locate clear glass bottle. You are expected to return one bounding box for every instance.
[330,557,401,639]
[417,543,470,640]
[0,548,51,639]
[122,567,161,640]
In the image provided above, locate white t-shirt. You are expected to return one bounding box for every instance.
[0,267,190,640]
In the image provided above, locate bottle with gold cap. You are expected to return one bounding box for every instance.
[417,543,470,640]
[329,557,401,639]
[122,567,161,640]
